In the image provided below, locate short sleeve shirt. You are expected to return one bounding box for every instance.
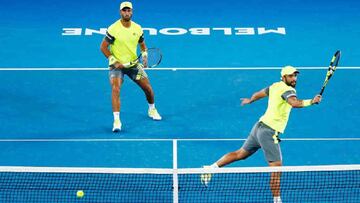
[105,20,143,64]
[259,81,296,133]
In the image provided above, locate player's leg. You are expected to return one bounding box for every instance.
[109,69,124,132]
[257,122,282,203]
[214,148,251,167]
[269,161,282,203]
[110,77,122,112]
[215,122,262,167]
[201,122,261,185]
[135,77,154,104]
[136,78,162,120]
[130,65,161,120]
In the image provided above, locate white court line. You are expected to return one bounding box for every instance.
[0,67,360,71]
[1,164,360,173]
[0,138,359,142]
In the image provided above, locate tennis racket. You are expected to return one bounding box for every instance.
[319,50,341,96]
[123,47,162,68]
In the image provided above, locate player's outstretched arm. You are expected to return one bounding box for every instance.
[241,88,268,106]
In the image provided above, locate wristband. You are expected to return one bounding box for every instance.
[108,55,117,65]
[303,99,312,107]
[141,51,148,58]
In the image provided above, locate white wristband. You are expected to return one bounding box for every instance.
[141,51,148,58]
[303,99,312,107]
[108,55,117,65]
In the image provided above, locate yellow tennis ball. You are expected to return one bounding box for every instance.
[76,190,84,198]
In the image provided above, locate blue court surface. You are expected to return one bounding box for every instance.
[0,0,360,202]
[0,68,359,168]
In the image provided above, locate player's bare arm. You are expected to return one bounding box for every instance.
[241,88,268,106]
[100,39,124,69]
[287,95,322,108]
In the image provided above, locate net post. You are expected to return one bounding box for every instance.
[172,139,179,203]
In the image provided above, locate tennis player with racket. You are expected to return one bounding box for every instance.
[202,65,326,203]
[100,1,162,132]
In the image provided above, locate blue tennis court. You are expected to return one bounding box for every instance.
[0,0,359,202]
[0,68,359,167]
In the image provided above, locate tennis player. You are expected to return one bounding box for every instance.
[100,1,162,132]
[202,66,322,203]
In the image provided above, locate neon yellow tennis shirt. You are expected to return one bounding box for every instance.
[259,81,297,133]
[106,20,143,64]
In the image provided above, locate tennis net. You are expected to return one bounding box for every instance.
[0,164,359,202]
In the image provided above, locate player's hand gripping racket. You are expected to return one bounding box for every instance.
[123,47,162,68]
[319,50,341,96]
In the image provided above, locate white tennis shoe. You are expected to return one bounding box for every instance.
[200,165,213,186]
[112,119,122,132]
[148,108,162,120]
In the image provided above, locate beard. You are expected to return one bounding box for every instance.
[285,80,296,88]
[122,15,131,22]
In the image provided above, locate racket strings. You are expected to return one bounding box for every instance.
[137,48,162,68]
[146,49,162,67]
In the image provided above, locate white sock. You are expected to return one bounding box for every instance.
[113,112,120,121]
[148,103,155,109]
[211,163,219,168]
[273,196,282,203]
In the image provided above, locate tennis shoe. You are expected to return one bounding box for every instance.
[112,119,122,132]
[148,108,162,120]
[274,197,282,203]
[200,165,213,186]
